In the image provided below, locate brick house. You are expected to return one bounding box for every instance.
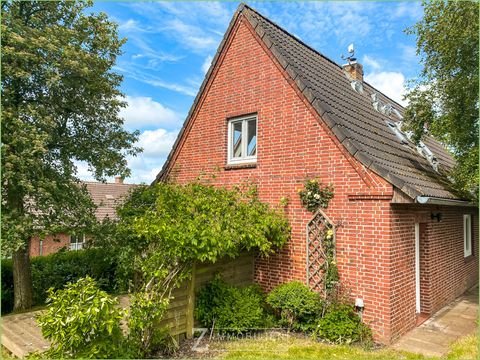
[154,4,478,343]
[29,177,137,256]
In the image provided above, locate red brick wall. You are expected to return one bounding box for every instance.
[160,14,478,343]
[163,16,396,342]
[29,234,70,257]
[390,205,479,341]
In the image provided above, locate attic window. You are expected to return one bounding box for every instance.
[392,108,403,120]
[386,121,409,145]
[380,103,393,116]
[227,115,257,165]
[350,80,363,93]
[416,141,439,171]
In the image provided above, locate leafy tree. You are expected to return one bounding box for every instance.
[1,1,140,310]
[404,1,479,200]
[98,182,290,355]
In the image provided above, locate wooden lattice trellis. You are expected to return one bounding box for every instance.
[306,209,335,296]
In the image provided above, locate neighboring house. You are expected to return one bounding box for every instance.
[29,177,137,256]
[155,4,478,344]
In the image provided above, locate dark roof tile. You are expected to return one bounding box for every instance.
[156,4,460,201]
[242,4,459,200]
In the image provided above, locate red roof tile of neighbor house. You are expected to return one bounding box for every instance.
[84,177,138,220]
[156,3,463,201]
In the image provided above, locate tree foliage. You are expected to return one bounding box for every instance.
[1,1,140,309]
[36,277,127,359]
[97,182,290,354]
[404,1,479,199]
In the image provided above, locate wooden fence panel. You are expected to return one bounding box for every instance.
[161,252,254,338]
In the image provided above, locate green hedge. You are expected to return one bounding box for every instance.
[1,248,121,314]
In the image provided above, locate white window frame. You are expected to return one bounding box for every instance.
[70,234,85,251]
[463,214,472,257]
[227,115,257,165]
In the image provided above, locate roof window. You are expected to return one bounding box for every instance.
[416,141,439,171]
[350,80,364,93]
[392,108,403,120]
[386,121,409,145]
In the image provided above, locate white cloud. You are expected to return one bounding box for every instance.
[362,55,381,71]
[393,2,423,20]
[399,44,418,63]
[120,96,182,131]
[136,128,179,158]
[75,94,182,184]
[115,67,197,96]
[125,128,179,183]
[119,19,137,31]
[74,160,95,182]
[201,55,213,74]
[163,19,218,52]
[364,71,407,106]
[75,128,179,184]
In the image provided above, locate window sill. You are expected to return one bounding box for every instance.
[224,163,257,170]
[464,255,475,264]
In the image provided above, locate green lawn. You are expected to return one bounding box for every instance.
[3,332,477,359]
[2,346,15,360]
[445,333,478,360]
[213,333,478,360]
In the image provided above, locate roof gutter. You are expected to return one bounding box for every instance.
[415,196,476,207]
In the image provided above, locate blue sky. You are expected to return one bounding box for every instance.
[78,1,424,184]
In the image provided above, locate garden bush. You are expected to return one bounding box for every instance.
[266,281,322,331]
[36,276,129,359]
[1,260,14,314]
[314,303,372,344]
[196,277,266,333]
[1,247,121,314]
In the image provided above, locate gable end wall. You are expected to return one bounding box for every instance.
[165,16,399,342]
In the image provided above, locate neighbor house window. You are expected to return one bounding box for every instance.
[227,115,257,164]
[464,214,472,257]
[70,234,85,251]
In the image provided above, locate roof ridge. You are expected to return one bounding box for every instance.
[241,4,343,71]
[82,181,138,186]
[155,3,461,201]
[241,3,405,110]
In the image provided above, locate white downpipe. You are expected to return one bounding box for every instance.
[415,223,421,314]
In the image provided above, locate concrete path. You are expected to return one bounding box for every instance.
[392,286,478,357]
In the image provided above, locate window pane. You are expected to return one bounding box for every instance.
[247,119,257,156]
[466,217,471,251]
[232,122,242,158]
[70,235,78,244]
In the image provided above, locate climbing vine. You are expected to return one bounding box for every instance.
[299,179,334,212]
[322,229,339,294]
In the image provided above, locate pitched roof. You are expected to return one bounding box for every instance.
[156,3,462,201]
[83,181,138,220]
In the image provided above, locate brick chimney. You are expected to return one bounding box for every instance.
[343,62,363,82]
[114,176,124,184]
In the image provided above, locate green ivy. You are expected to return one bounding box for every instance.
[322,229,339,293]
[98,182,291,354]
[298,179,334,213]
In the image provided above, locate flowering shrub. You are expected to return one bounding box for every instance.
[298,179,334,212]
